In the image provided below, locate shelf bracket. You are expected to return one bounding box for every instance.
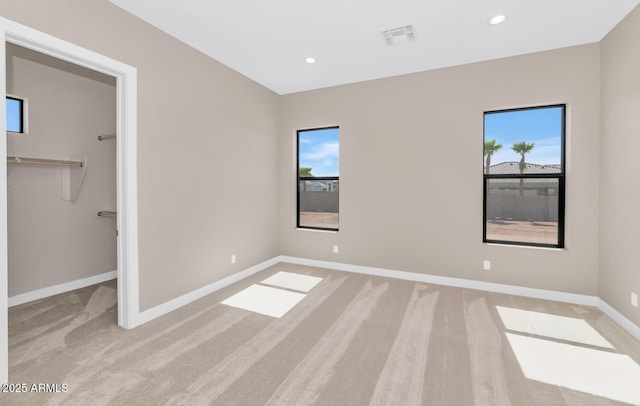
[61,158,88,202]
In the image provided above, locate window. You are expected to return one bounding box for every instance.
[483,105,565,248]
[297,127,339,231]
[6,95,27,134]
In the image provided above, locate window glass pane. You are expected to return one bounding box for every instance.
[485,178,559,246]
[6,97,23,133]
[298,128,339,177]
[298,179,339,229]
[484,106,563,175]
[297,127,339,230]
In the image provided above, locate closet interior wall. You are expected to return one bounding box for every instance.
[5,43,117,298]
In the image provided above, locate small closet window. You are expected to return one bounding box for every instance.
[6,95,28,134]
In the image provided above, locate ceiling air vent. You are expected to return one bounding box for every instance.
[382,24,416,45]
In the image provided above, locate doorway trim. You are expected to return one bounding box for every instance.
[0,17,140,383]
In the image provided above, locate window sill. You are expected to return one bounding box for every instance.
[296,227,338,234]
[485,242,564,252]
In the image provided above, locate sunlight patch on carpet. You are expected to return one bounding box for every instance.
[497,306,613,349]
[506,333,640,404]
[260,272,323,292]
[221,284,306,318]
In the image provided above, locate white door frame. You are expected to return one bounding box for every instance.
[0,17,140,383]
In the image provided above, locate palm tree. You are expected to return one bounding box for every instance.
[299,167,313,192]
[511,141,535,195]
[299,167,313,178]
[484,139,502,174]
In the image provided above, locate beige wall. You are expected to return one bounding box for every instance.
[279,44,601,296]
[0,0,280,310]
[6,43,117,296]
[600,6,640,326]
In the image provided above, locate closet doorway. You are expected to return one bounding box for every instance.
[6,42,118,312]
[1,18,139,383]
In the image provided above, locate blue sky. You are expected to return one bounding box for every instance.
[6,98,23,133]
[298,127,339,177]
[484,106,563,166]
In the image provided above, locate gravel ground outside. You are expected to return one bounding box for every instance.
[299,212,339,229]
[486,220,558,245]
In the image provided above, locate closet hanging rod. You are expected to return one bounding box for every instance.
[97,133,116,141]
[97,211,117,217]
[7,156,83,167]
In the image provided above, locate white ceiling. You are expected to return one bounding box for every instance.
[110,0,640,95]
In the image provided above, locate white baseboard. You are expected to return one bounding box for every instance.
[598,299,640,341]
[8,271,117,307]
[278,256,599,307]
[26,256,634,343]
[134,257,281,326]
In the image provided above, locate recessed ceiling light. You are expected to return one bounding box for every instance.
[489,15,507,25]
[305,57,316,64]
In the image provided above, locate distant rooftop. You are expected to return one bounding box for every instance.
[486,161,561,175]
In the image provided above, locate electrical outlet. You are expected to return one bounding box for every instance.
[483,260,491,271]
[231,254,237,264]
[632,292,638,308]
[333,245,339,254]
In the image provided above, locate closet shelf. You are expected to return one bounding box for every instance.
[7,156,83,167]
[7,156,87,202]
[97,210,117,218]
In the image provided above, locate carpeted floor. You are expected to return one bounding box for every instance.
[4,262,640,405]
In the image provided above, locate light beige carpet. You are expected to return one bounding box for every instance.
[4,262,640,405]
